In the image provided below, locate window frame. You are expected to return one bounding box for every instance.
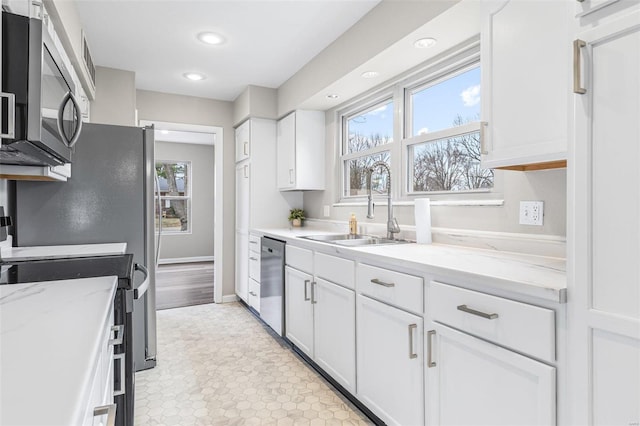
[336,39,493,203]
[156,159,192,234]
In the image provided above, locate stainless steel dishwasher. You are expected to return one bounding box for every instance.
[260,237,285,336]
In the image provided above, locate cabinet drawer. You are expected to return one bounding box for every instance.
[249,234,261,253]
[315,252,355,289]
[430,281,555,362]
[286,245,313,274]
[249,252,260,282]
[248,279,260,312]
[357,264,423,315]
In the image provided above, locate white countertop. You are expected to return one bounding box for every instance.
[256,228,567,303]
[1,242,127,262]
[0,276,118,426]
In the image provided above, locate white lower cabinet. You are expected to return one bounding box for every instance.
[356,294,424,426]
[314,278,356,393]
[426,322,556,426]
[285,266,314,357]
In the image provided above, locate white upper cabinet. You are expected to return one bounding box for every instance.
[276,110,325,191]
[235,119,250,163]
[480,0,572,170]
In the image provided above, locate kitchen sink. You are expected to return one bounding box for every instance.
[300,234,411,246]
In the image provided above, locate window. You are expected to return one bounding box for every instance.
[337,43,493,201]
[406,65,493,193]
[342,99,394,197]
[156,161,191,233]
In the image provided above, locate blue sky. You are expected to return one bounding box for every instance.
[348,67,480,140]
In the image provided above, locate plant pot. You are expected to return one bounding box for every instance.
[291,218,302,227]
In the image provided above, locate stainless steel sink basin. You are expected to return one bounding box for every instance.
[300,234,411,246]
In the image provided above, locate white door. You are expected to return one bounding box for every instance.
[356,295,424,426]
[284,266,314,357]
[571,12,640,425]
[427,323,556,426]
[481,0,571,168]
[276,112,296,190]
[313,278,356,393]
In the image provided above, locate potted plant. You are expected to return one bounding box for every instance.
[288,208,305,227]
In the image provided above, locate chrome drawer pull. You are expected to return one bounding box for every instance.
[249,291,257,297]
[310,281,317,304]
[249,256,258,261]
[457,304,499,320]
[304,279,310,301]
[371,278,395,288]
[108,324,124,346]
[94,404,116,426]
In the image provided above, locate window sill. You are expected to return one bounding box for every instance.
[334,199,504,207]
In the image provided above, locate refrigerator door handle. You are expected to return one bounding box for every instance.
[133,263,149,299]
[154,170,163,266]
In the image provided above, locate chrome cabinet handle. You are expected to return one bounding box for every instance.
[573,39,587,95]
[56,91,83,148]
[304,279,310,301]
[113,353,126,396]
[408,324,418,359]
[243,164,249,179]
[0,92,16,138]
[249,291,257,296]
[249,240,258,245]
[480,121,488,155]
[457,304,499,320]
[427,330,436,368]
[371,278,395,288]
[310,281,317,304]
[108,324,124,346]
[249,256,258,261]
[243,141,249,156]
[289,168,294,184]
[94,404,116,426]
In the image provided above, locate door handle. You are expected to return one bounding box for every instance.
[0,92,16,138]
[310,281,317,304]
[93,404,116,426]
[304,279,310,301]
[133,263,149,299]
[371,278,394,288]
[289,168,294,184]
[457,304,499,320]
[56,91,83,148]
[244,164,249,179]
[408,324,418,359]
[113,353,126,396]
[243,141,249,156]
[573,39,587,95]
[427,330,436,367]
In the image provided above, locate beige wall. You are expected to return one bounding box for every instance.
[137,90,236,298]
[233,85,278,126]
[155,141,215,261]
[90,67,136,126]
[304,111,567,238]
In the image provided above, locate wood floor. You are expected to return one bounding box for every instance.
[155,262,214,310]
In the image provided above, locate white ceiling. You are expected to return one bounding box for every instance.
[75,0,381,102]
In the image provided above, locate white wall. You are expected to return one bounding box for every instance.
[155,141,215,261]
[136,90,236,299]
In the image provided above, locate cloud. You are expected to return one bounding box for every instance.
[368,104,388,115]
[417,127,429,135]
[461,84,481,107]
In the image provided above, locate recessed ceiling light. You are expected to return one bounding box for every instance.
[361,71,379,79]
[160,130,169,135]
[197,32,225,45]
[414,37,437,48]
[183,72,206,81]
[326,94,339,99]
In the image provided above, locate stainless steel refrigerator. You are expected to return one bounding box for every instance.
[11,122,158,372]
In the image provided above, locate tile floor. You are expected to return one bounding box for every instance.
[134,302,373,425]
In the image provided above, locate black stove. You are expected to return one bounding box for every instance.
[0,254,136,426]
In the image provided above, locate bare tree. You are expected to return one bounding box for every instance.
[348,133,391,196]
[156,162,189,231]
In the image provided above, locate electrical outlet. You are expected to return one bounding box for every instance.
[519,201,544,226]
[323,205,330,217]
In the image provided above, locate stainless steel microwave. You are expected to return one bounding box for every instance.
[1,12,83,167]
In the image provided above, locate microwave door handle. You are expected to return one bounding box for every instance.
[56,91,83,148]
[0,92,16,139]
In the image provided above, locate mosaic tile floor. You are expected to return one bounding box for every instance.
[134,302,373,425]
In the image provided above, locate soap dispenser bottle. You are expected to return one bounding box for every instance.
[349,213,358,236]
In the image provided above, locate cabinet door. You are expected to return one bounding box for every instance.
[235,120,250,163]
[427,322,556,426]
[314,278,356,393]
[285,266,314,357]
[277,112,296,190]
[356,295,424,426]
[481,0,570,169]
[235,231,249,302]
[235,162,250,231]
[571,12,640,426]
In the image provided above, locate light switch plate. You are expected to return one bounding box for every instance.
[519,201,544,226]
